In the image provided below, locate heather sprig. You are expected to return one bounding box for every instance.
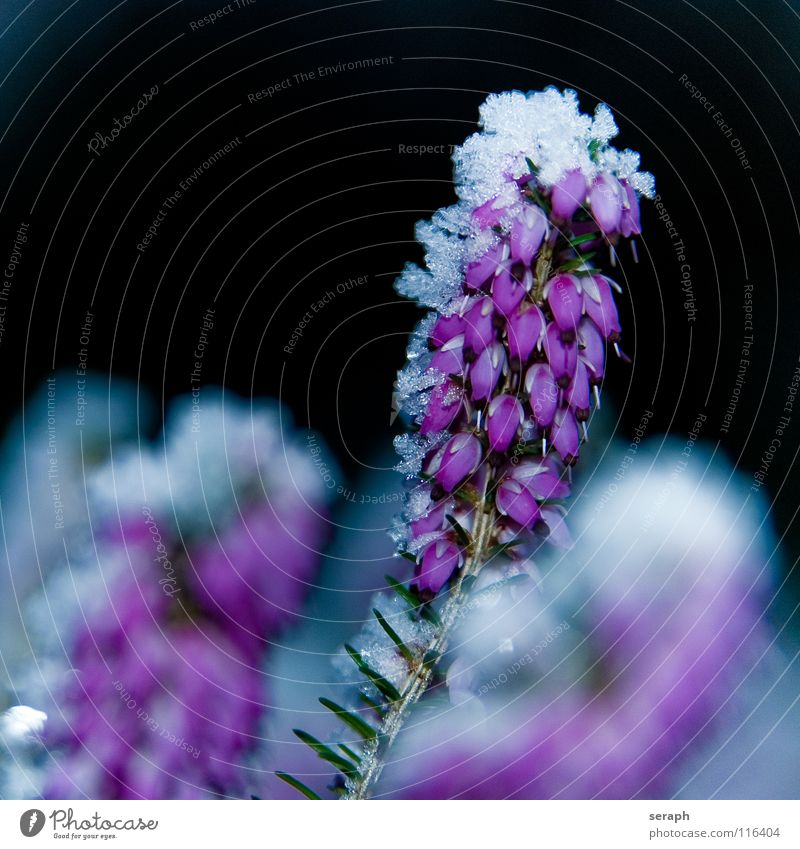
[282,87,653,800]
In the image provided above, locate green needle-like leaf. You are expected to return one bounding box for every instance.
[275,771,322,800]
[338,743,362,764]
[373,608,415,663]
[344,644,402,701]
[293,729,360,778]
[568,231,600,247]
[446,514,472,547]
[318,697,377,741]
[558,253,596,272]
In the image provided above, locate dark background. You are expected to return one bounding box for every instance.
[0,0,798,590]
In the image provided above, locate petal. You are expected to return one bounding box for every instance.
[430,313,465,347]
[540,505,573,549]
[469,341,505,401]
[524,363,558,427]
[543,322,577,387]
[566,359,591,420]
[589,173,623,235]
[435,433,483,491]
[420,380,463,434]
[550,169,587,219]
[546,273,583,333]
[465,243,505,290]
[496,479,542,528]
[491,266,526,316]
[487,394,523,453]
[463,297,497,353]
[578,317,606,383]
[507,303,545,364]
[551,407,580,465]
[417,539,462,594]
[583,275,621,341]
[619,181,641,237]
[510,204,547,265]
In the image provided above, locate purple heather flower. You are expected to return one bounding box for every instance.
[471,197,507,231]
[543,322,578,387]
[551,406,580,465]
[546,273,583,333]
[550,168,587,219]
[583,274,621,341]
[432,432,483,492]
[31,392,330,800]
[619,180,641,237]
[525,362,559,428]
[506,302,546,364]
[421,380,463,435]
[510,204,548,265]
[430,313,465,347]
[354,88,655,799]
[510,459,569,501]
[463,296,497,353]
[589,173,623,235]
[566,359,591,420]
[416,539,463,594]
[469,341,505,401]
[491,265,527,316]
[496,478,542,528]
[578,316,606,383]
[487,394,523,453]
[430,333,465,376]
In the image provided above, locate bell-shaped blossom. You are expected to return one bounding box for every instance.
[496,479,542,528]
[487,394,523,453]
[416,539,463,594]
[525,363,558,427]
[434,433,483,492]
[589,173,623,235]
[469,341,505,401]
[510,204,547,265]
[550,168,587,219]
[551,406,580,465]
[546,273,583,333]
[463,296,497,353]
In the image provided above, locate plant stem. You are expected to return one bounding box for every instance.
[344,494,497,800]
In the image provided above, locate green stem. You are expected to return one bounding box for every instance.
[343,496,497,800]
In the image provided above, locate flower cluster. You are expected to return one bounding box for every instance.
[30,392,329,799]
[393,87,653,595]
[376,443,774,798]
